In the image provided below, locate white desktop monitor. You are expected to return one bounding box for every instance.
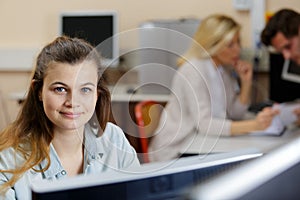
[59,10,119,67]
[189,136,300,200]
[31,150,262,200]
[282,59,300,84]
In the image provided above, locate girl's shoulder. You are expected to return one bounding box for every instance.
[0,147,25,169]
[95,122,134,151]
[0,147,17,158]
[103,122,123,135]
[102,122,127,141]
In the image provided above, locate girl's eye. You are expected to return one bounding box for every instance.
[81,87,92,93]
[54,87,66,93]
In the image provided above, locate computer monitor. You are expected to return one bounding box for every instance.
[269,53,300,103]
[59,10,119,67]
[31,150,261,200]
[188,136,300,200]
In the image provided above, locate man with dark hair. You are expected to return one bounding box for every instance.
[261,9,300,124]
[261,9,300,65]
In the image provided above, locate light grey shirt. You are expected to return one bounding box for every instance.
[0,122,140,200]
[149,58,249,162]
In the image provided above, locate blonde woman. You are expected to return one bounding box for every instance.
[149,14,278,162]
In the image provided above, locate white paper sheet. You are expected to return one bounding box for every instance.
[249,102,300,136]
[274,102,299,126]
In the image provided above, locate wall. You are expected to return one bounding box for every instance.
[0,0,299,123]
[0,0,299,49]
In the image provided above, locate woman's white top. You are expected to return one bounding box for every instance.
[148,58,249,162]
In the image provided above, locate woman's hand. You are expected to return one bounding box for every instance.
[255,107,279,130]
[234,60,253,83]
[235,60,253,105]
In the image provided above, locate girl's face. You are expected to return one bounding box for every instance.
[40,61,98,134]
[212,32,241,67]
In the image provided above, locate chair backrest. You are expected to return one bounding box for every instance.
[134,100,163,163]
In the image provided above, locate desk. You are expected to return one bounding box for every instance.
[181,125,300,155]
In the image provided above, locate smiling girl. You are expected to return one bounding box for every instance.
[0,36,140,199]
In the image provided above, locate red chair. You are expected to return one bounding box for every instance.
[134,100,163,163]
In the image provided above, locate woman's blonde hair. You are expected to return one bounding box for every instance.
[177,14,241,66]
[0,36,111,193]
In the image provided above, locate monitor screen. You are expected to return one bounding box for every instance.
[59,11,119,67]
[31,150,261,200]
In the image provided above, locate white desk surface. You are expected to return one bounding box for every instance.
[109,84,170,102]
[181,126,300,155]
[9,84,170,103]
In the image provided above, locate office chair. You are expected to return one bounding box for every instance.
[134,100,163,163]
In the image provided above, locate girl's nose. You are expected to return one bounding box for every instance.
[64,93,80,107]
